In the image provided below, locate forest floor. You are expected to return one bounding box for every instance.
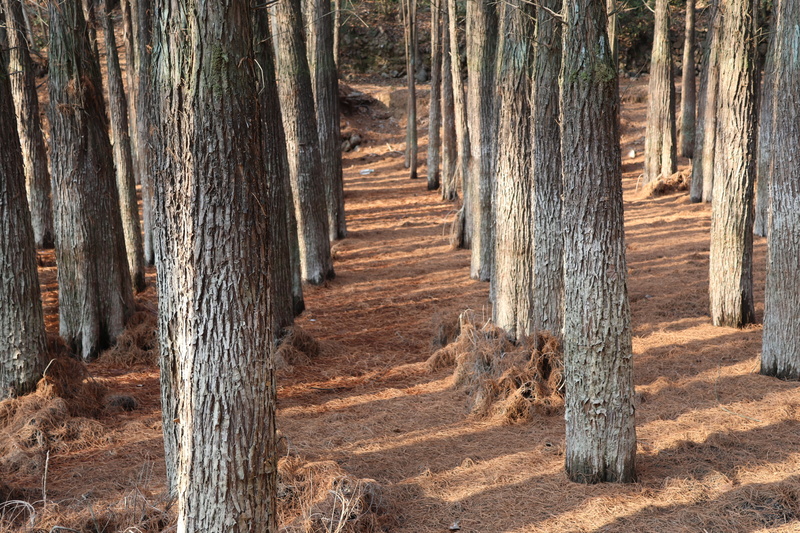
[3,77,800,533]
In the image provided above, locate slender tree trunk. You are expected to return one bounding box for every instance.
[561,0,636,484]
[333,0,340,69]
[120,0,139,184]
[466,0,498,281]
[440,2,457,201]
[272,0,335,284]
[100,0,146,292]
[708,0,757,328]
[607,0,617,69]
[532,0,563,338]
[48,0,135,361]
[304,0,347,239]
[754,22,776,238]
[427,0,442,191]
[643,0,677,184]
[762,0,800,380]
[401,0,418,179]
[679,0,696,158]
[492,0,533,340]
[152,0,278,527]
[3,0,54,249]
[0,52,46,399]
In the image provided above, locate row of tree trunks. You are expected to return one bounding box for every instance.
[679,0,696,158]
[426,0,442,191]
[0,48,47,399]
[401,0,418,180]
[3,0,54,249]
[152,0,278,526]
[439,2,457,202]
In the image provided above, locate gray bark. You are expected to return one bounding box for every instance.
[152,0,278,527]
[679,0,696,158]
[427,0,442,191]
[708,0,757,328]
[0,51,46,399]
[120,0,138,184]
[440,2,457,201]
[762,0,800,380]
[100,0,146,292]
[401,0,418,180]
[3,0,54,249]
[561,0,636,484]
[48,0,135,361]
[643,0,677,185]
[272,0,335,285]
[754,23,777,238]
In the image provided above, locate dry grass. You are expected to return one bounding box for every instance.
[98,310,160,367]
[639,169,691,198]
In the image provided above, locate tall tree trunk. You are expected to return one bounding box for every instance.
[427,0,442,191]
[466,0,498,281]
[48,0,135,361]
[754,22,777,238]
[152,0,278,527]
[0,51,46,399]
[120,0,139,184]
[561,0,636,484]
[333,0,340,68]
[492,0,533,340]
[708,0,757,328]
[690,2,720,203]
[532,0,563,338]
[607,0,617,69]
[272,0,335,285]
[643,0,677,184]
[447,0,471,246]
[304,0,347,239]
[679,0,696,158]
[3,0,54,249]
[762,0,800,380]
[440,2,457,201]
[401,0,418,180]
[100,0,146,292]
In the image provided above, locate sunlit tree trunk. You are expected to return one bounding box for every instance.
[427,0,442,191]
[440,2,457,201]
[401,0,418,179]
[607,0,617,68]
[679,0,696,158]
[754,23,777,238]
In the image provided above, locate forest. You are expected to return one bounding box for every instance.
[0,0,799,531]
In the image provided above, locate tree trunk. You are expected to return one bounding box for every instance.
[753,22,776,238]
[48,0,135,361]
[3,0,54,249]
[607,0,617,69]
[708,0,757,328]
[304,0,347,239]
[643,0,677,184]
[100,0,146,292]
[0,52,46,399]
[333,0,340,69]
[762,0,800,380]
[690,2,720,203]
[492,0,533,340]
[532,0,563,338]
[679,0,696,158]
[272,0,335,285]
[152,0,278,527]
[440,2,457,201]
[401,0,418,180]
[120,0,139,184]
[561,0,636,484]
[427,0,442,191]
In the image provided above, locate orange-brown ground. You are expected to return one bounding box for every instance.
[3,77,800,532]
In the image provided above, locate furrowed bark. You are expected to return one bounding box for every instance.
[427,0,442,191]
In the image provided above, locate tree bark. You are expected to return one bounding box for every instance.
[753,22,776,238]
[152,0,278,527]
[708,0,757,328]
[100,0,146,292]
[3,0,54,249]
[679,0,696,158]
[120,0,139,183]
[643,0,677,184]
[762,0,800,380]
[401,0,418,180]
[561,0,636,484]
[427,0,442,191]
[272,0,335,285]
[304,0,347,239]
[607,0,617,69]
[532,0,563,338]
[0,51,46,399]
[466,0,498,281]
[440,2,457,201]
[492,0,533,340]
[48,0,135,361]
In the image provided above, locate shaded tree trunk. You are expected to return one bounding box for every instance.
[272,0,335,285]
[3,0,54,249]
[0,51,46,399]
[152,0,278,526]
[401,0,418,179]
[48,0,135,361]
[643,0,677,184]
[561,0,636,484]
[440,2,457,201]
[427,0,442,191]
[762,0,800,380]
[753,22,777,238]
[100,0,146,292]
[304,0,347,239]
[120,0,138,183]
[708,0,757,328]
[679,0,696,158]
